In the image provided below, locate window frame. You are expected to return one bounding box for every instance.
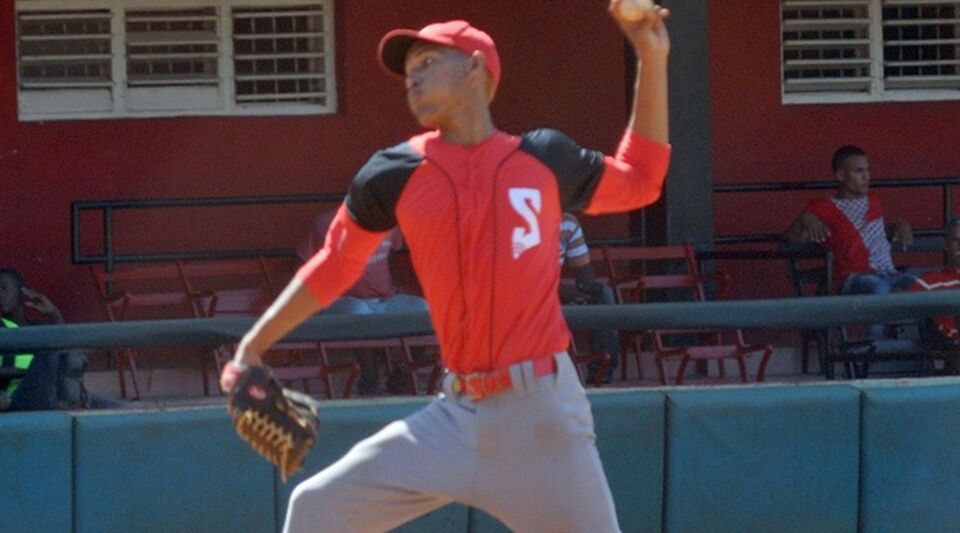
[16,0,337,121]
[781,0,960,105]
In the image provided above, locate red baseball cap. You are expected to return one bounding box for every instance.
[378,20,501,89]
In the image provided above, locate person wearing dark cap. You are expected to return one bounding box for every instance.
[221,3,672,531]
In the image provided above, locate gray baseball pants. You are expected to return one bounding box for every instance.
[282,352,620,533]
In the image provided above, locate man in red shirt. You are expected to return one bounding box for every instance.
[297,210,427,394]
[222,4,672,531]
[787,145,915,337]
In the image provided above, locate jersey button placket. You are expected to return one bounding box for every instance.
[458,153,479,363]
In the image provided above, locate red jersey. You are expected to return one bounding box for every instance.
[298,128,670,374]
[806,193,892,287]
[908,267,960,339]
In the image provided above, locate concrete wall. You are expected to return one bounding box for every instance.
[5,379,960,532]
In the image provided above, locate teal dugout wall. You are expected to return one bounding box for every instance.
[664,385,860,532]
[3,380,959,532]
[72,408,275,533]
[0,412,73,533]
[859,378,960,533]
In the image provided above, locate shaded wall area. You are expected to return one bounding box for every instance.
[1,1,635,321]
[5,379,960,532]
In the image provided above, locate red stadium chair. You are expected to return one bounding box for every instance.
[623,249,773,385]
[598,243,701,381]
[600,243,772,385]
[319,335,442,397]
[568,332,612,388]
[180,258,360,399]
[90,262,201,399]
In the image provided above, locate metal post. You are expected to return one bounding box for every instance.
[825,251,834,295]
[944,184,952,265]
[102,206,117,370]
[71,203,81,264]
[640,208,647,247]
[104,207,114,273]
[945,184,953,228]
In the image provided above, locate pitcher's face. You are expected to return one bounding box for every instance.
[403,43,471,128]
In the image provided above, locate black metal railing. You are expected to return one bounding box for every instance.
[713,176,959,245]
[72,177,957,271]
[72,193,344,270]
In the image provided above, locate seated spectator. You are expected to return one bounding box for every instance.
[786,145,916,337]
[298,210,429,395]
[907,218,960,370]
[0,268,116,411]
[558,213,620,383]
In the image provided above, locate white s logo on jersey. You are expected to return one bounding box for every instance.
[509,188,542,259]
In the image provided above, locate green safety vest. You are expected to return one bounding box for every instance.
[2,317,33,396]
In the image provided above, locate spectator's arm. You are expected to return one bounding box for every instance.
[787,212,830,244]
[558,281,581,304]
[560,262,597,304]
[887,219,914,250]
[572,261,597,292]
[21,287,64,324]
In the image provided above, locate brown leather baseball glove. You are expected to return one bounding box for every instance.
[224,363,319,481]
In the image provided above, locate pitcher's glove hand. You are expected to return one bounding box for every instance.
[222,362,319,481]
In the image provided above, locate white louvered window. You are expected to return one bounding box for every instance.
[233,5,332,106]
[16,0,336,120]
[781,0,960,104]
[124,8,222,111]
[126,9,219,88]
[883,1,960,89]
[17,9,114,114]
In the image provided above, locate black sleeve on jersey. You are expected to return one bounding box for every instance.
[344,142,423,232]
[518,129,606,212]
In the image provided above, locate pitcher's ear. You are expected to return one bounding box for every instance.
[469,51,487,75]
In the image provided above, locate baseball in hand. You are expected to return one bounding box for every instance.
[619,0,655,21]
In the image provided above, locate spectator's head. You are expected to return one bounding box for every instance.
[947,218,960,268]
[0,268,25,319]
[832,145,870,199]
